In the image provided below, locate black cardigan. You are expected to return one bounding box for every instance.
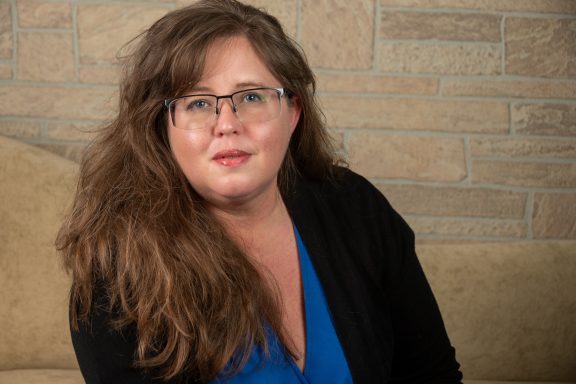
[71,169,463,383]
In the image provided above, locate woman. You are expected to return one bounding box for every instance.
[57,0,463,383]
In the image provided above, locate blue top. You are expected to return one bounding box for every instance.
[212,226,353,383]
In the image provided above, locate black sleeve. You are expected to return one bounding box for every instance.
[373,190,463,382]
[286,169,463,383]
[70,290,180,384]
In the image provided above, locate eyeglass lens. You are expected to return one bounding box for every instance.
[169,88,283,130]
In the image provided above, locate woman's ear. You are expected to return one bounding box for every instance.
[287,96,301,134]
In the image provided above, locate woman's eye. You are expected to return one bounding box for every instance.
[187,99,211,111]
[242,93,264,103]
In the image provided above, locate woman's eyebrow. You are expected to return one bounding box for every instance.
[235,81,267,89]
[187,81,269,94]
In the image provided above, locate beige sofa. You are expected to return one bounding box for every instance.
[1,135,575,384]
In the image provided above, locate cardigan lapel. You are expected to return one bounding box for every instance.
[283,175,393,383]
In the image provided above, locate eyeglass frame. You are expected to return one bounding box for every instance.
[163,87,287,128]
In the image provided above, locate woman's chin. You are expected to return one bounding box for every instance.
[201,180,277,209]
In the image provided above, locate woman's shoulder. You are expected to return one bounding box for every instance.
[289,166,413,246]
[331,166,377,193]
[296,166,395,214]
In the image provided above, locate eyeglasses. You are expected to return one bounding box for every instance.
[164,87,287,130]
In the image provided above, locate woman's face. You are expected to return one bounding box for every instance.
[167,36,301,209]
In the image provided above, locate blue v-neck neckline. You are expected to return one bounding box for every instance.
[211,226,352,383]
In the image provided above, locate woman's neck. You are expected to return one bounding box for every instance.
[207,185,290,247]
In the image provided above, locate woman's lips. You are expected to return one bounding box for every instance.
[212,149,251,167]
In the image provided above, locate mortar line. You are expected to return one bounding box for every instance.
[72,2,80,82]
[373,0,381,72]
[464,136,472,186]
[295,0,302,43]
[375,5,576,18]
[501,14,507,76]
[10,0,17,81]
[526,192,535,240]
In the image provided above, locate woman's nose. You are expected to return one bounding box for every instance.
[213,99,242,136]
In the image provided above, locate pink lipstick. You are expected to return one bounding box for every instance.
[212,150,251,167]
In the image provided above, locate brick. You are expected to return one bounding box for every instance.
[0,85,117,120]
[506,18,576,79]
[0,64,11,79]
[471,137,576,159]
[513,104,576,137]
[472,160,576,188]
[17,1,71,28]
[533,193,576,239]
[79,66,120,85]
[321,96,509,133]
[443,79,576,99]
[17,32,75,82]
[317,74,437,95]
[405,216,528,238]
[301,0,374,69]
[35,143,85,163]
[242,0,298,38]
[0,121,42,138]
[378,185,527,218]
[349,133,466,181]
[46,123,98,142]
[78,4,170,64]
[0,3,12,59]
[380,0,576,14]
[381,11,500,42]
[380,42,501,75]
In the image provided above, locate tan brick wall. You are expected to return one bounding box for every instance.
[1,0,575,242]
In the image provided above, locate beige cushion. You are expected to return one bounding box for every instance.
[0,369,83,384]
[0,136,78,370]
[419,242,576,382]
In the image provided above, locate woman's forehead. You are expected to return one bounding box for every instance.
[191,36,281,93]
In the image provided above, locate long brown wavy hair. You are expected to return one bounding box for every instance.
[57,0,339,382]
